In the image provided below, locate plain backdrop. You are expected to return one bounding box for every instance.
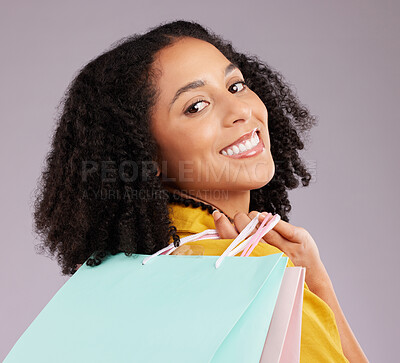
[1,1,399,361]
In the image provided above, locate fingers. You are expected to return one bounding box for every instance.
[212,210,238,239]
[248,211,260,221]
[233,211,269,235]
[233,212,253,234]
[233,211,273,241]
[257,212,291,251]
[261,227,287,250]
[212,209,298,245]
[259,215,296,253]
[259,214,300,243]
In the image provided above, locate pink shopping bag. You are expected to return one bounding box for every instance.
[260,267,306,363]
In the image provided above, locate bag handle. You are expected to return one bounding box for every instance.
[214,213,280,268]
[241,213,280,257]
[213,213,261,268]
[142,212,281,268]
[141,229,220,265]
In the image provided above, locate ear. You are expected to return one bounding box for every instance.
[154,148,162,177]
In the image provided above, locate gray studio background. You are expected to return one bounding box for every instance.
[1,1,399,361]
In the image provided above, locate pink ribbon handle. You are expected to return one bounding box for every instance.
[241,213,281,257]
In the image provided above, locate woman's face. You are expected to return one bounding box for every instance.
[150,37,275,193]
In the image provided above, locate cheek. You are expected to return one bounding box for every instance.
[157,127,217,182]
[156,125,214,165]
[249,90,268,124]
[255,101,268,125]
[173,123,218,158]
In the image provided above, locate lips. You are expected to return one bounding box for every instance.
[219,128,261,156]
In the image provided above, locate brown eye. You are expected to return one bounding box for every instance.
[229,81,247,93]
[183,80,247,116]
[184,99,209,115]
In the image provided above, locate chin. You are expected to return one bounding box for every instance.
[227,151,275,186]
[226,169,275,191]
[248,161,275,189]
[234,177,273,191]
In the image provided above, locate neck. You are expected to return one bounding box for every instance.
[165,186,250,220]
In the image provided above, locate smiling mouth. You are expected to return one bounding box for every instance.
[219,128,264,158]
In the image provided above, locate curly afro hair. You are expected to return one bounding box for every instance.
[32,19,318,275]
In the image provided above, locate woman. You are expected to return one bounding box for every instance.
[33,20,368,362]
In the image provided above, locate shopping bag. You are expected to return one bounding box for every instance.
[4,252,288,363]
[169,238,306,362]
[260,266,306,363]
[5,211,305,362]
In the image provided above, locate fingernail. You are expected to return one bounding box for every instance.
[212,210,222,221]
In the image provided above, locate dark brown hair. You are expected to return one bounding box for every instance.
[32,20,317,275]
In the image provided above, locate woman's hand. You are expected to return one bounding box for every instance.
[212,210,327,291]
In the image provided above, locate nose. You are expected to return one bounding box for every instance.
[221,93,252,127]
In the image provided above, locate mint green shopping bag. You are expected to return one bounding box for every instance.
[5,251,287,363]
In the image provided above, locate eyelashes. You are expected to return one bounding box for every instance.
[184,80,248,115]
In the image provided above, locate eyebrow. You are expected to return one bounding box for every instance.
[169,62,239,110]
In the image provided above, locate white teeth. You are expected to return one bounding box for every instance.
[221,131,261,156]
[245,140,252,150]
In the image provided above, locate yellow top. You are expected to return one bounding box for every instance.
[168,203,349,363]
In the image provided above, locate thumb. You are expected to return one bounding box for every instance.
[213,210,238,239]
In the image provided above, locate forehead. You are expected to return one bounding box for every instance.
[152,37,232,95]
